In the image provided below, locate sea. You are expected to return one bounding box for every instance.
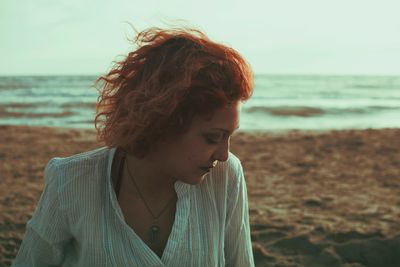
[0,75,399,132]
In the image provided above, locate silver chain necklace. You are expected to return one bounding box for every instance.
[125,159,176,244]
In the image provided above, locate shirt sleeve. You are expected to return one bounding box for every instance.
[12,158,72,267]
[224,160,255,267]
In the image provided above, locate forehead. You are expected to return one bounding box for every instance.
[193,102,241,132]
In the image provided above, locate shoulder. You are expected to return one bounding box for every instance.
[217,151,244,183]
[201,151,244,194]
[224,151,243,174]
[49,146,110,167]
[224,152,244,192]
[43,146,113,187]
[42,147,114,209]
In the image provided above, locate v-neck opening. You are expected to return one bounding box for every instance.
[105,147,193,265]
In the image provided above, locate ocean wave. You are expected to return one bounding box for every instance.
[351,84,381,89]
[245,106,324,117]
[0,82,32,90]
[61,102,96,109]
[244,106,400,117]
[0,107,75,119]
[327,106,400,115]
[0,102,96,110]
[0,103,39,109]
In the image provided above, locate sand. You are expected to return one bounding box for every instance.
[0,125,399,266]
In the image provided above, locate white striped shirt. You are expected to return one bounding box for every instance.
[13,147,254,266]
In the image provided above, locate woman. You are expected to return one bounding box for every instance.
[13,26,254,266]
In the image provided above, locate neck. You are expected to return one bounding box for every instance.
[124,152,177,199]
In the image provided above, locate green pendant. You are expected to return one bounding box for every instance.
[149,225,160,244]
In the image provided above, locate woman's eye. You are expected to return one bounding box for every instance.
[205,136,219,144]
[204,134,223,144]
[204,133,234,145]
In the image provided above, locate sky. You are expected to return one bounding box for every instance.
[1,0,399,76]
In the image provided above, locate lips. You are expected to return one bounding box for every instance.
[200,162,217,173]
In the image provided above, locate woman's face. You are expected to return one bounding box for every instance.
[157,101,241,185]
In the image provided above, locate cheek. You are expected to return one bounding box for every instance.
[185,148,214,165]
[177,151,205,169]
[175,137,215,167]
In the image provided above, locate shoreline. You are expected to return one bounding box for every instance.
[1,125,400,266]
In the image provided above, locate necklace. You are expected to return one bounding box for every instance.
[125,158,176,244]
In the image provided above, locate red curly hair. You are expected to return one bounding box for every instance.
[94,26,253,157]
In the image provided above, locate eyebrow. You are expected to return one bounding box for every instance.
[210,125,240,134]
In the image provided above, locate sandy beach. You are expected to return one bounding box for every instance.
[0,125,399,266]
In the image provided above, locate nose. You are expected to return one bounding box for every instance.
[213,137,230,162]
